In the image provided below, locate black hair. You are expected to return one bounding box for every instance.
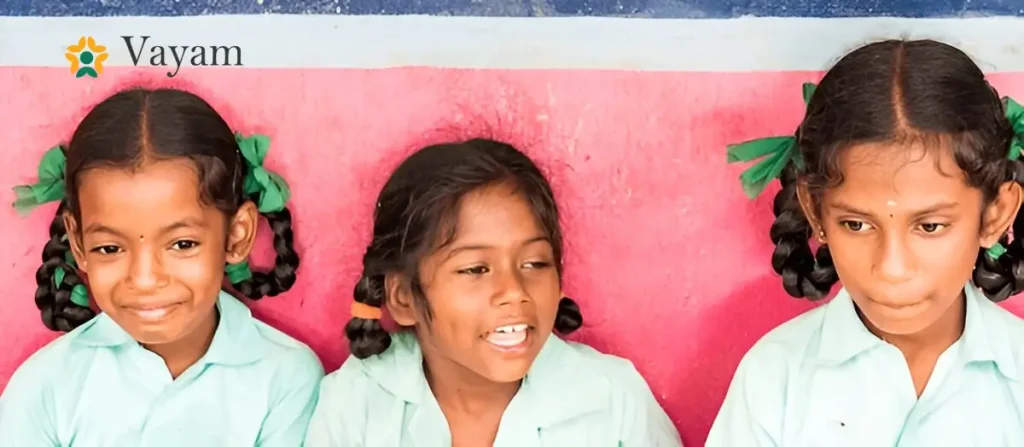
[345,138,582,358]
[768,39,1023,301]
[36,87,300,332]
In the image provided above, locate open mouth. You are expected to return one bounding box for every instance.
[484,323,535,353]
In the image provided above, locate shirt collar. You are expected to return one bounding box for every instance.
[816,288,886,365]
[817,282,1018,381]
[73,291,265,366]
[363,330,609,428]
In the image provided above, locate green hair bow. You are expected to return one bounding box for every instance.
[12,146,89,307]
[726,82,817,199]
[236,133,291,213]
[227,133,291,283]
[12,145,67,216]
[985,96,1024,260]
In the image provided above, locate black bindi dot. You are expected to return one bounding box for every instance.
[840,422,845,427]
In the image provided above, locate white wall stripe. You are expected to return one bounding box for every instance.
[2,15,1024,71]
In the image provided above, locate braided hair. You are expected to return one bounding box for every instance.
[345,138,582,358]
[31,87,300,332]
[761,39,1022,301]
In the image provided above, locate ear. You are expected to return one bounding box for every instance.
[384,272,417,326]
[224,201,259,264]
[795,181,826,243]
[980,181,1022,248]
[62,211,87,269]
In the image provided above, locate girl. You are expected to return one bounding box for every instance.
[303,138,681,446]
[0,88,324,446]
[708,39,1024,445]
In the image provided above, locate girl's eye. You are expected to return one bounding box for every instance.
[523,261,552,269]
[840,220,873,232]
[172,240,200,250]
[91,245,121,255]
[457,266,489,275]
[920,223,947,233]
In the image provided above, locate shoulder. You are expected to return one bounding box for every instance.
[556,339,649,387]
[3,333,78,396]
[249,319,324,374]
[5,316,119,394]
[985,298,1024,337]
[0,324,98,434]
[734,302,829,377]
[978,298,1024,371]
[307,333,418,443]
[542,338,682,444]
[318,330,417,398]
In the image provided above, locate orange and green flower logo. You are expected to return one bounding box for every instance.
[65,37,108,78]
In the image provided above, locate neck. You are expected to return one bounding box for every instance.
[863,292,966,359]
[422,352,520,416]
[143,307,219,379]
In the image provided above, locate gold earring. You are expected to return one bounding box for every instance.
[818,230,826,242]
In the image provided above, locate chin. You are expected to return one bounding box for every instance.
[479,363,532,383]
[860,311,938,336]
[128,325,189,345]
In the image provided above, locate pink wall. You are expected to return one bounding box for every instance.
[4,67,1024,445]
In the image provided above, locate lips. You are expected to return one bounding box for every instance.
[124,302,182,321]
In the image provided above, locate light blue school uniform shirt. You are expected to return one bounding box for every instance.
[0,291,325,447]
[304,330,682,446]
[707,283,1024,446]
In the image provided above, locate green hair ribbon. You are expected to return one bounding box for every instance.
[53,263,90,308]
[225,260,254,283]
[986,96,1024,260]
[228,133,291,283]
[236,133,291,213]
[13,146,90,307]
[726,82,817,199]
[12,146,67,216]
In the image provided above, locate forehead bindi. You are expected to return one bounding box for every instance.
[824,142,978,215]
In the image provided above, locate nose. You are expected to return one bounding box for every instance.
[127,248,169,292]
[873,232,915,284]
[492,268,531,307]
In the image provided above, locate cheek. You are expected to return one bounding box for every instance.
[166,253,225,286]
[525,271,561,311]
[419,280,489,334]
[916,228,980,277]
[81,262,123,309]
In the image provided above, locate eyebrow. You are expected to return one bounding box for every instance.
[444,236,550,260]
[827,201,960,217]
[83,218,207,238]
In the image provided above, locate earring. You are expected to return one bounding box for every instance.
[818,230,826,243]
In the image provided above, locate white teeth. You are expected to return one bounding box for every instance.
[494,324,528,333]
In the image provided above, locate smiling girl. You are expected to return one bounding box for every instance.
[304,138,681,446]
[0,88,323,446]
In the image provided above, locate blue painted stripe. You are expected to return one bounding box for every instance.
[6,16,1024,71]
[2,0,1023,18]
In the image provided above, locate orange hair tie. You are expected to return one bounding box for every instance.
[351,301,382,320]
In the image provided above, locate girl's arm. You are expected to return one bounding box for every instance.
[254,348,325,446]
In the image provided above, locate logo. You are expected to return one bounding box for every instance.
[65,37,108,78]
